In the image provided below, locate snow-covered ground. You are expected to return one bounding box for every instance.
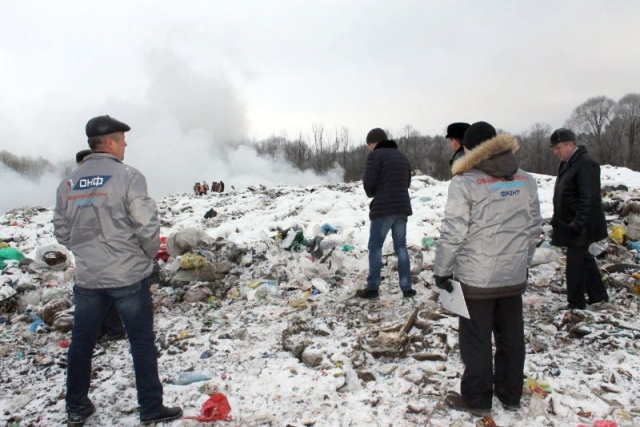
[1,166,639,427]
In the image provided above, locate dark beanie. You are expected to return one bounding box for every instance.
[446,122,470,140]
[463,121,497,150]
[549,128,576,146]
[366,128,388,144]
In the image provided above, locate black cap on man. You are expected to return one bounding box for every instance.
[85,115,131,138]
[549,128,577,147]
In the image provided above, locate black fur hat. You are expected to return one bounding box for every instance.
[445,122,470,140]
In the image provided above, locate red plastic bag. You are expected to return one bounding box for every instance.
[183,392,232,422]
[155,237,169,262]
[592,421,618,427]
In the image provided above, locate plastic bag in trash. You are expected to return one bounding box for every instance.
[320,223,338,235]
[180,253,207,270]
[628,240,640,252]
[610,224,626,245]
[182,392,232,422]
[166,228,215,256]
[588,240,607,256]
[29,244,71,272]
[0,248,25,270]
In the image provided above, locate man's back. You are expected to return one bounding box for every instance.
[436,132,541,295]
[53,153,160,289]
[363,141,412,219]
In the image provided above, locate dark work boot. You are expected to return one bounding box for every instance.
[402,289,417,298]
[67,403,96,427]
[140,406,183,425]
[355,288,380,300]
[445,392,491,417]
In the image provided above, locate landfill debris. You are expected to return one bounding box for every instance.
[182,392,232,422]
[170,372,212,385]
[0,170,639,426]
[421,237,436,249]
[0,247,25,270]
[320,223,338,235]
[611,224,626,244]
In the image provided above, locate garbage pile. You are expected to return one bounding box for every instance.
[0,168,639,426]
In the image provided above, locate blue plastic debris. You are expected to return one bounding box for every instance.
[320,223,338,235]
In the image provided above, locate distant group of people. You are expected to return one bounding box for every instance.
[52,113,610,425]
[193,180,224,196]
[356,121,608,417]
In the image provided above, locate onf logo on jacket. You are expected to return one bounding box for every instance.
[73,175,112,190]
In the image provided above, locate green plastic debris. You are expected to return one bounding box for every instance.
[282,230,305,252]
[421,237,436,249]
[342,245,355,252]
[0,247,25,269]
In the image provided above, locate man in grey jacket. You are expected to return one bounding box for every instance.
[75,149,126,343]
[433,122,542,415]
[54,116,182,426]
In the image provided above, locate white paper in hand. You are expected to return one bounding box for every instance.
[438,280,470,319]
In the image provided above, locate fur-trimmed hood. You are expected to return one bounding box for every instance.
[451,133,520,179]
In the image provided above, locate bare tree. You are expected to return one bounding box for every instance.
[517,123,555,174]
[311,123,327,171]
[565,96,616,163]
[616,93,640,169]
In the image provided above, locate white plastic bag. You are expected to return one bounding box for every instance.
[29,244,72,272]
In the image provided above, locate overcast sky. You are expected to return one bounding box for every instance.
[1,0,639,214]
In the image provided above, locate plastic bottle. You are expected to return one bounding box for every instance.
[171,372,212,385]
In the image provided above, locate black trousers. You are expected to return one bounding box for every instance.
[459,295,525,409]
[566,245,608,308]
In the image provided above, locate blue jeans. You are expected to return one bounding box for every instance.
[98,304,125,337]
[66,279,164,418]
[367,215,412,291]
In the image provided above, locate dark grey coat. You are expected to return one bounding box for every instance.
[362,140,412,219]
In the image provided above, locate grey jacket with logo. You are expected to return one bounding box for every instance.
[434,134,542,299]
[53,153,160,289]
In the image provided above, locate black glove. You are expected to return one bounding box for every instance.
[435,275,454,293]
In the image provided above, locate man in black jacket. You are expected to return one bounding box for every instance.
[446,122,470,166]
[356,128,416,299]
[550,128,609,309]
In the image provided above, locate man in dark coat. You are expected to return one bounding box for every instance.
[550,128,609,309]
[446,122,470,166]
[356,128,416,299]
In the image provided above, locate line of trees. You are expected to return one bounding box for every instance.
[255,92,640,181]
[3,92,638,184]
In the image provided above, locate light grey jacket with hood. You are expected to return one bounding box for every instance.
[53,153,160,289]
[433,134,542,299]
